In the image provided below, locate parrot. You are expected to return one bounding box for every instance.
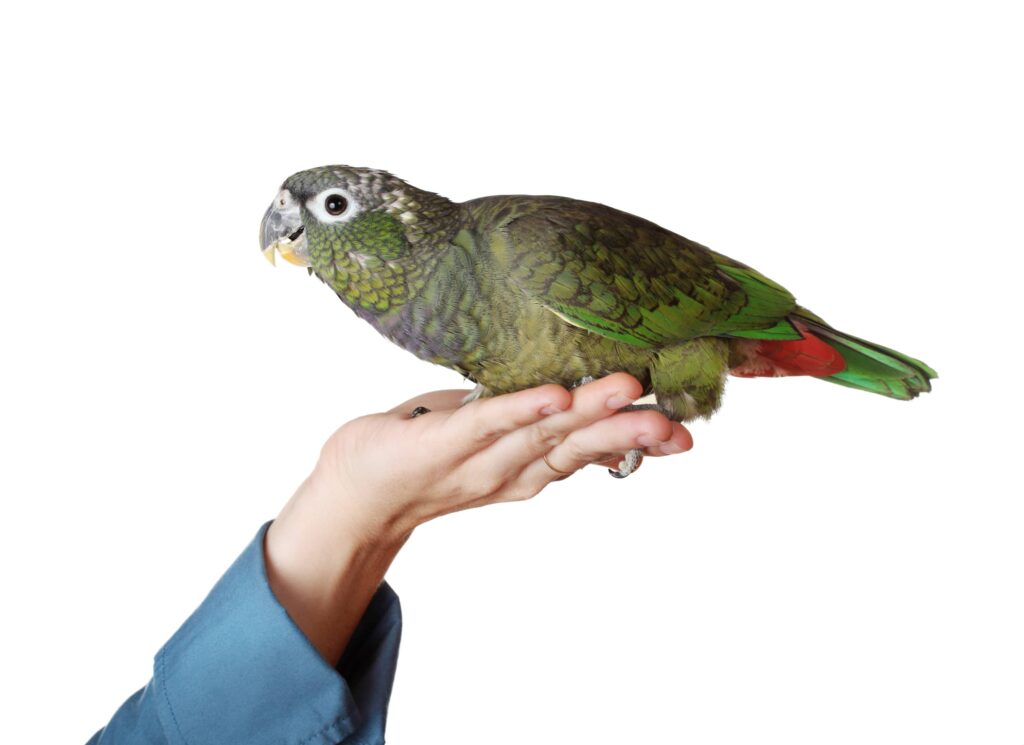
[260,165,936,477]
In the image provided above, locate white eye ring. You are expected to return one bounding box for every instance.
[307,188,361,224]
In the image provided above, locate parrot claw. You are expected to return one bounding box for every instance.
[461,385,487,405]
[409,406,431,418]
[606,403,674,478]
[609,447,643,478]
[570,375,595,389]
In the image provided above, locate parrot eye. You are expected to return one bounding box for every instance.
[324,194,348,216]
[308,188,360,225]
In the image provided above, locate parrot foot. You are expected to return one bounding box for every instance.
[619,402,674,417]
[606,403,673,478]
[570,375,595,389]
[569,380,667,478]
[461,384,487,405]
[409,406,431,418]
[609,448,643,479]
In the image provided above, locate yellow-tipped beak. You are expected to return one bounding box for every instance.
[260,192,310,268]
[262,240,309,267]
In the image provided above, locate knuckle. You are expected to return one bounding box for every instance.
[454,465,506,499]
[536,383,570,405]
[458,404,503,444]
[473,421,505,444]
[502,485,536,503]
[563,438,594,464]
[530,421,565,450]
[477,474,507,497]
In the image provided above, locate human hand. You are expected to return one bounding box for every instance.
[312,372,693,544]
[265,372,692,663]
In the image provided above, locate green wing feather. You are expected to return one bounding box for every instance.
[496,199,799,347]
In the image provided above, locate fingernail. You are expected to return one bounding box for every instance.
[660,441,684,454]
[540,404,563,416]
[606,394,636,409]
[637,434,667,448]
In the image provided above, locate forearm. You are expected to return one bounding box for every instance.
[264,470,410,665]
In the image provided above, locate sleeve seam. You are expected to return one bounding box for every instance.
[156,649,187,745]
[296,712,359,745]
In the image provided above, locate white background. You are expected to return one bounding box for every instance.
[2,1,1022,743]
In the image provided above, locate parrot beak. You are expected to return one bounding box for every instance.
[260,190,311,267]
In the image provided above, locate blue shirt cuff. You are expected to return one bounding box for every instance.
[151,521,401,745]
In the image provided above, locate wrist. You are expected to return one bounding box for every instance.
[277,469,412,565]
[265,471,411,664]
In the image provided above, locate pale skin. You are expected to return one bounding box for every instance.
[264,372,693,665]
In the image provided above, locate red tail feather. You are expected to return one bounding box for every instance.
[730,320,846,378]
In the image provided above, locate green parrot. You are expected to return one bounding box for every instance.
[260,165,936,476]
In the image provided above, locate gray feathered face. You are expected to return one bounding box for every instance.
[259,166,407,266]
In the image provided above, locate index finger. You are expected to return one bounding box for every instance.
[459,372,646,481]
[444,383,573,447]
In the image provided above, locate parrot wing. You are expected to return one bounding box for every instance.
[496,199,802,348]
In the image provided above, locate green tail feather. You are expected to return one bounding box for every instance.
[794,311,937,400]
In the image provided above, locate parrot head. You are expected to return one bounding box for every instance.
[260,165,456,272]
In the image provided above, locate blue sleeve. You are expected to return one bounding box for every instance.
[87,521,402,745]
